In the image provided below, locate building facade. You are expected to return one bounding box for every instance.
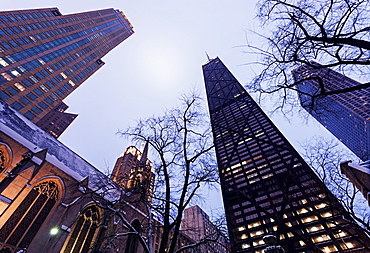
[292,63,370,161]
[340,161,370,207]
[182,205,230,253]
[0,7,134,137]
[202,57,370,253]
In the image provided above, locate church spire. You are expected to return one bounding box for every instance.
[139,140,149,167]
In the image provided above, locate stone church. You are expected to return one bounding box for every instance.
[0,100,196,253]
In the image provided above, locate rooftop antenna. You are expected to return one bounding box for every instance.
[205,51,211,62]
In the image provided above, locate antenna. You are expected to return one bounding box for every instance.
[205,52,211,62]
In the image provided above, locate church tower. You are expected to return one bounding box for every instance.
[111,142,155,203]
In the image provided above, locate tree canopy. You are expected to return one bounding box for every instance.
[247,0,370,110]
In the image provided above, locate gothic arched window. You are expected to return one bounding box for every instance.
[0,143,12,173]
[63,205,100,253]
[124,219,142,253]
[0,181,59,249]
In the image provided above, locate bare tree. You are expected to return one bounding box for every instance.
[246,0,370,111]
[300,137,370,233]
[112,93,228,253]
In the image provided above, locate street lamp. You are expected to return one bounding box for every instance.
[263,235,285,253]
[50,227,59,236]
[42,227,60,252]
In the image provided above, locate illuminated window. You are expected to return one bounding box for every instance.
[321,212,332,218]
[29,75,38,83]
[68,80,76,86]
[253,240,264,246]
[241,243,250,249]
[315,203,327,209]
[334,230,347,238]
[248,221,261,229]
[285,222,293,227]
[341,242,354,249]
[321,245,338,252]
[326,222,337,228]
[250,230,263,237]
[11,70,21,77]
[1,72,13,81]
[237,226,246,232]
[14,83,25,91]
[0,58,9,67]
[301,216,318,223]
[0,181,59,249]
[297,208,309,214]
[307,225,324,233]
[63,205,100,253]
[60,72,68,79]
[300,199,308,204]
[240,234,248,240]
[313,234,330,243]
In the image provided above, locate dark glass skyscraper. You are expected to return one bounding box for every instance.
[292,63,370,161]
[0,7,134,136]
[203,57,370,253]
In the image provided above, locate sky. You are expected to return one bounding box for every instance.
[2,0,352,217]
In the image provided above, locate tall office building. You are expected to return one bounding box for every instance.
[202,57,370,253]
[0,7,134,137]
[292,63,370,161]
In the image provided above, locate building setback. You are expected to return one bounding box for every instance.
[202,57,370,253]
[0,7,134,137]
[35,101,78,138]
[292,63,370,161]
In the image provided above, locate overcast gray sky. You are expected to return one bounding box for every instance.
[3,0,347,216]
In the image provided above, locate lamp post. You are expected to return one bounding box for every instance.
[42,227,60,253]
[263,235,285,253]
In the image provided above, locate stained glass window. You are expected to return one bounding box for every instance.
[63,205,100,253]
[0,181,59,249]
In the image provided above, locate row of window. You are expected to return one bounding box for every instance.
[0,11,54,24]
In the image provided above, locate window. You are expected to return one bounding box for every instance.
[20,96,31,105]
[11,102,23,110]
[38,101,48,109]
[62,205,100,253]
[0,181,59,248]
[33,88,43,96]
[0,91,11,100]
[6,86,18,95]
[44,97,54,105]
[24,111,36,120]
[31,106,42,115]
[26,92,37,100]
[125,219,142,253]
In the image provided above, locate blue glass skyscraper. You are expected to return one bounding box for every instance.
[0,7,134,137]
[293,63,370,161]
